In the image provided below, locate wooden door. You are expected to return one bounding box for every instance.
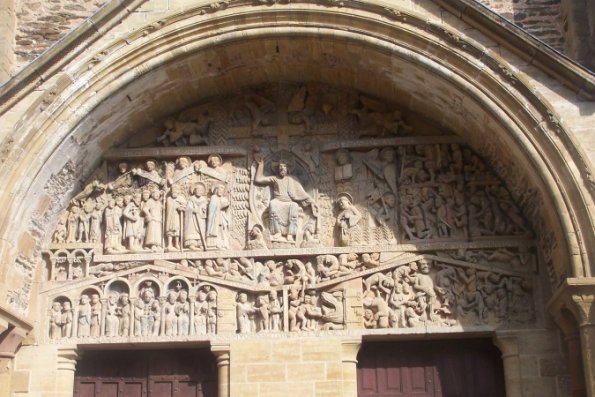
[357,339,505,397]
[74,349,217,397]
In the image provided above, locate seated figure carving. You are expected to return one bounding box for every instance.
[253,155,318,243]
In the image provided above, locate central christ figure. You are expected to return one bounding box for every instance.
[254,156,317,242]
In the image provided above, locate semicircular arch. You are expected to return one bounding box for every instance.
[1,1,593,319]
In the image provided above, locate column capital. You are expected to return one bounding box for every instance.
[571,293,595,326]
[210,342,230,366]
[492,332,519,357]
[547,278,595,330]
[492,331,522,397]
[57,346,81,372]
[0,326,28,359]
[340,336,362,364]
[210,342,230,397]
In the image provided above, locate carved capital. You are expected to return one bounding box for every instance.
[493,332,523,397]
[492,332,519,358]
[57,346,81,372]
[0,326,28,359]
[547,278,595,331]
[340,336,362,364]
[571,294,595,326]
[210,342,230,397]
[210,342,231,367]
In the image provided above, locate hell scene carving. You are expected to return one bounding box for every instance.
[41,83,540,343]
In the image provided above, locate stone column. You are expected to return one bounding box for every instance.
[56,347,81,397]
[549,280,595,396]
[340,336,361,397]
[211,342,230,397]
[492,332,522,397]
[129,298,136,337]
[571,293,595,396]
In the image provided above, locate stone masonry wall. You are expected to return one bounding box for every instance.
[0,0,16,84]
[515,330,572,397]
[559,0,595,70]
[4,0,571,77]
[13,0,106,68]
[479,0,565,51]
[230,338,353,397]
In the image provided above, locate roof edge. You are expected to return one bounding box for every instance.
[0,0,148,114]
[0,0,593,116]
[436,0,595,99]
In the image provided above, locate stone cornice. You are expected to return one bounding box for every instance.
[0,304,33,332]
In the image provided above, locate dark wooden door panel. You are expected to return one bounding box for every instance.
[75,382,96,397]
[98,382,119,397]
[358,360,436,396]
[177,381,201,397]
[122,382,145,397]
[357,339,505,397]
[151,381,173,397]
[74,349,215,397]
[385,367,402,393]
[75,379,147,397]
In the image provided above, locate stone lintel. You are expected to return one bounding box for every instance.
[104,146,248,160]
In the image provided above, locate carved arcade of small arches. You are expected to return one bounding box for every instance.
[41,83,538,344]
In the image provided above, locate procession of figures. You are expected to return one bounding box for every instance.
[46,251,534,341]
[49,281,218,339]
[50,143,530,256]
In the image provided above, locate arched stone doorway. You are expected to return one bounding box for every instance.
[0,1,593,396]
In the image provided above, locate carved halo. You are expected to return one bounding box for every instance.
[134,278,162,299]
[193,181,207,195]
[336,192,354,205]
[207,154,223,166]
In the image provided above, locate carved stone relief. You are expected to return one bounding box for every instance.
[362,258,533,329]
[48,274,220,340]
[41,83,541,344]
[47,143,530,255]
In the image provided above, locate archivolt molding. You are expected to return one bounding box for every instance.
[1,0,594,320]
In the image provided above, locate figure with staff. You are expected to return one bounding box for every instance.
[206,182,230,250]
[184,182,208,250]
[165,186,187,251]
